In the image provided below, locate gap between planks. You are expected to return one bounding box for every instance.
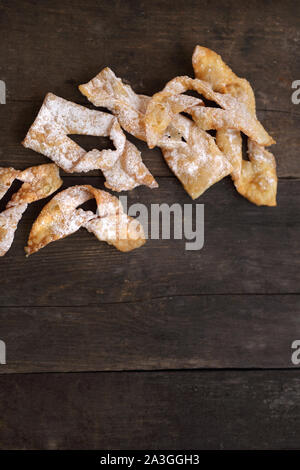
[0,367,300,377]
[1,292,300,309]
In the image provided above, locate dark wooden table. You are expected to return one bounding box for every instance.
[0,0,299,450]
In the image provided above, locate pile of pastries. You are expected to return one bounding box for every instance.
[0,46,277,256]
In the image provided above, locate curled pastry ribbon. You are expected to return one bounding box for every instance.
[25,185,146,255]
[79,68,233,200]
[192,45,277,206]
[79,64,276,205]
[0,164,62,256]
[144,76,274,150]
[22,93,158,192]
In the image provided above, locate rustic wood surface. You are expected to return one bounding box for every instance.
[1,295,300,373]
[0,370,300,450]
[0,177,299,306]
[0,0,299,450]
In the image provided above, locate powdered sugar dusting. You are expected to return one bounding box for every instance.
[192,45,277,206]
[0,164,62,256]
[79,69,232,199]
[23,93,157,191]
[0,204,27,256]
[26,185,145,255]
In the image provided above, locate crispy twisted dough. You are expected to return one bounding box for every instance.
[79,67,203,144]
[25,185,146,255]
[145,76,274,149]
[22,93,158,192]
[192,45,277,206]
[0,164,62,256]
[0,167,20,200]
[79,68,232,199]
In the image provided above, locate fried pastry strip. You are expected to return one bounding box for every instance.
[22,93,157,192]
[0,163,62,256]
[162,114,233,199]
[0,168,20,199]
[25,185,146,255]
[192,45,277,206]
[234,140,277,206]
[215,129,242,181]
[144,76,274,149]
[79,67,203,144]
[79,68,232,199]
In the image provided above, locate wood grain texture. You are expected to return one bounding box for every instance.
[0,370,300,449]
[0,0,299,450]
[0,177,299,306]
[0,295,299,373]
[0,0,299,176]
[1,0,299,104]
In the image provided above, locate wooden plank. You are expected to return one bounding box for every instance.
[0,0,298,452]
[0,370,299,449]
[0,177,299,306]
[0,0,299,176]
[0,295,299,373]
[0,101,298,177]
[1,0,299,105]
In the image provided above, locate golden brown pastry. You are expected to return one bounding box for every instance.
[22,93,158,192]
[145,76,274,149]
[0,167,20,199]
[192,45,277,206]
[79,68,232,199]
[25,185,146,255]
[234,140,277,206]
[0,163,62,256]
